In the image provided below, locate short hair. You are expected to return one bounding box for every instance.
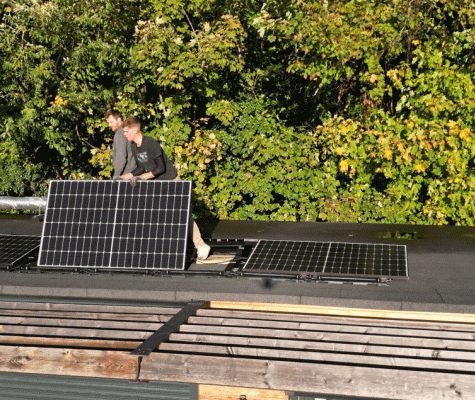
[122,117,141,129]
[104,109,123,120]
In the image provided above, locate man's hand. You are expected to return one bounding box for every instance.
[141,171,155,180]
[122,173,133,180]
[129,175,144,187]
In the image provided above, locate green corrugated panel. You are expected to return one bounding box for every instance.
[0,372,198,400]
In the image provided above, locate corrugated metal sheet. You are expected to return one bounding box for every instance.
[0,372,198,400]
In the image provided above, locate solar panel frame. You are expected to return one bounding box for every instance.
[38,180,192,270]
[0,234,41,267]
[243,239,408,279]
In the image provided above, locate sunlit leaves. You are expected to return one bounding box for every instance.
[2,0,475,224]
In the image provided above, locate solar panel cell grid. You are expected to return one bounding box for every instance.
[38,180,191,270]
[0,234,41,267]
[243,239,408,278]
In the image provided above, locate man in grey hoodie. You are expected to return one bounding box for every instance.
[105,110,137,177]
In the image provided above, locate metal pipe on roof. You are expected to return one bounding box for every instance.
[0,196,47,211]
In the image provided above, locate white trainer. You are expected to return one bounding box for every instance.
[197,243,211,260]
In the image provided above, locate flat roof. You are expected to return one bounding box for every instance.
[1,215,475,314]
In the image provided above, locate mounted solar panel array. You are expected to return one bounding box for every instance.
[38,180,191,270]
[0,234,41,267]
[243,240,408,279]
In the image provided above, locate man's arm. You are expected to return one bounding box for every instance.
[123,156,165,180]
[122,164,145,180]
[149,154,166,178]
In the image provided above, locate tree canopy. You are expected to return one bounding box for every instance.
[1,0,475,224]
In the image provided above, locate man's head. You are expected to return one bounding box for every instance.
[122,117,141,142]
[105,110,123,132]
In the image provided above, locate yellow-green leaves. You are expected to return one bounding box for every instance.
[2,0,475,224]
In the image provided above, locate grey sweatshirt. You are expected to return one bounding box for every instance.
[112,126,137,177]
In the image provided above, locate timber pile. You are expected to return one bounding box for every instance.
[1,299,475,399]
[140,304,475,400]
[0,300,179,379]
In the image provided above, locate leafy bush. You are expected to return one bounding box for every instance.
[1,0,475,225]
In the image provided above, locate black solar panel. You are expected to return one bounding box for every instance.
[0,234,40,267]
[38,180,191,270]
[243,240,408,278]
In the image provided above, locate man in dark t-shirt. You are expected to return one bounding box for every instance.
[119,117,210,260]
[130,135,178,180]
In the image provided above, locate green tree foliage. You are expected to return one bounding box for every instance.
[1,0,475,224]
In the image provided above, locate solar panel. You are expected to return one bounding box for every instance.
[0,234,40,267]
[38,180,191,270]
[243,240,408,279]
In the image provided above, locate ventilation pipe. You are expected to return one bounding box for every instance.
[0,197,47,211]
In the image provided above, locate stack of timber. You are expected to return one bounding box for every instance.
[1,298,475,399]
[0,299,179,379]
[140,302,475,400]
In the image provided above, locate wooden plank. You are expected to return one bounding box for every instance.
[188,316,475,340]
[179,324,475,351]
[0,309,173,323]
[0,301,181,315]
[197,309,475,332]
[0,325,153,340]
[158,342,475,373]
[199,384,289,400]
[140,353,475,400]
[210,301,475,324]
[170,333,475,362]
[0,335,140,349]
[0,316,162,331]
[0,345,136,379]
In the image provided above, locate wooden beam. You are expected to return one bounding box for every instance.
[170,333,475,362]
[140,353,475,400]
[159,342,475,373]
[3,315,161,330]
[0,336,140,350]
[0,346,136,379]
[210,301,475,323]
[0,325,153,340]
[199,384,289,400]
[0,309,173,323]
[198,309,475,331]
[188,316,475,340]
[0,316,162,331]
[178,324,475,351]
[0,302,180,315]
